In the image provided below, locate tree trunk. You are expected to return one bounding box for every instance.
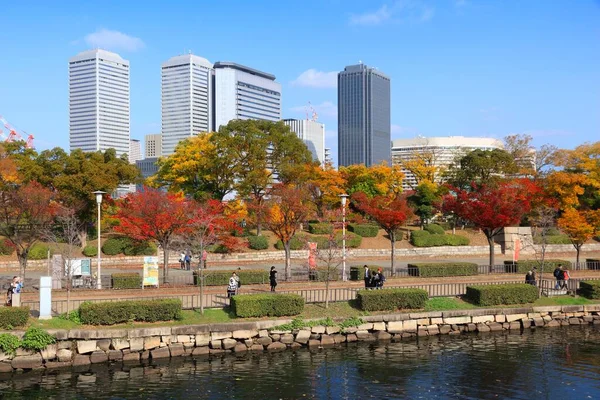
[389,231,396,277]
[17,252,27,285]
[486,234,495,268]
[78,229,88,248]
[575,244,582,267]
[325,272,330,309]
[163,247,169,284]
[284,241,291,280]
[199,264,204,315]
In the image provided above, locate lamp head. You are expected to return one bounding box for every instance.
[339,193,349,207]
[92,190,106,205]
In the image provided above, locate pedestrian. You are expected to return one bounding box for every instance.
[227,272,239,298]
[375,268,386,289]
[179,251,186,269]
[5,279,13,307]
[269,266,278,292]
[561,268,570,290]
[363,265,372,289]
[525,267,537,286]
[185,252,192,271]
[553,265,563,289]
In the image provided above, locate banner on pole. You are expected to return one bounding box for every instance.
[514,239,521,262]
[308,242,317,269]
[143,256,159,287]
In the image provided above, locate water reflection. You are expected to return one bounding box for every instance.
[2,326,600,399]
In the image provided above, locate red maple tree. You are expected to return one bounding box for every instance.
[113,188,195,282]
[352,192,412,276]
[442,179,540,267]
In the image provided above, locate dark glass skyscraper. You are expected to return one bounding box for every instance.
[337,64,391,167]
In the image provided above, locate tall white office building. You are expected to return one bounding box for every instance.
[214,62,281,129]
[161,54,214,155]
[283,119,325,164]
[129,139,142,164]
[69,49,130,157]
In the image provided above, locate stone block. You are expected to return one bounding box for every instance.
[96,339,111,352]
[244,339,253,347]
[326,326,340,335]
[569,318,581,325]
[430,317,443,325]
[11,354,42,369]
[169,343,185,357]
[343,327,358,334]
[506,314,528,323]
[90,351,108,364]
[269,330,291,335]
[256,337,273,346]
[161,335,171,345]
[546,320,560,328]
[439,325,452,335]
[371,322,386,331]
[290,342,302,350]
[466,323,477,332]
[311,326,326,334]
[234,344,248,353]
[177,335,191,344]
[58,341,71,350]
[417,328,428,337]
[280,334,295,344]
[195,333,210,347]
[509,322,521,330]
[270,334,281,341]
[76,340,97,355]
[72,354,91,366]
[333,334,346,344]
[56,349,72,362]
[295,330,311,344]
[141,350,150,361]
[250,344,264,352]
[210,340,222,349]
[320,335,335,347]
[0,362,12,373]
[346,334,357,342]
[150,347,171,359]
[495,315,506,323]
[111,339,129,351]
[402,320,417,332]
[44,361,72,369]
[192,347,210,356]
[308,339,321,348]
[267,342,287,352]
[416,318,430,326]
[472,315,494,324]
[542,315,552,323]
[532,317,545,327]
[211,332,232,341]
[122,352,140,362]
[40,344,58,361]
[258,329,269,337]
[374,331,392,341]
[387,321,404,333]
[144,337,161,351]
[129,338,144,352]
[357,323,373,331]
[528,313,542,319]
[108,350,123,361]
[488,323,503,332]
[444,316,471,325]
[356,331,375,341]
[222,339,237,350]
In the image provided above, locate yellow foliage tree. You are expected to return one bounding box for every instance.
[340,163,404,198]
[299,164,346,218]
[558,208,599,265]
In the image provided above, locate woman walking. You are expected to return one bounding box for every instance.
[227,272,239,298]
[269,266,278,292]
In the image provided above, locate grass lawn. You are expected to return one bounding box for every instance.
[424,297,477,311]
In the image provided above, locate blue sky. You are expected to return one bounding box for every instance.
[0,0,598,163]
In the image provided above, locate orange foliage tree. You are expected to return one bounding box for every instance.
[558,208,600,265]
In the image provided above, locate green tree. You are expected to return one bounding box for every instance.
[408,181,443,228]
[446,148,518,189]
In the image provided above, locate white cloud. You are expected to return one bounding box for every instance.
[349,1,435,26]
[290,101,338,118]
[84,29,145,52]
[291,69,337,89]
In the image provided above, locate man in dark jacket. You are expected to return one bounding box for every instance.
[554,265,564,289]
[363,265,372,289]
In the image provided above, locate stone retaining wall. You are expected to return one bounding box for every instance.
[2,304,600,373]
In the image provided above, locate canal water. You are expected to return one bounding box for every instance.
[1,326,600,399]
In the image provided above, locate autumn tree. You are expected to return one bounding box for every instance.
[266,184,313,280]
[298,163,346,218]
[558,208,600,266]
[504,134,557,178]
[340,163,404,198]
[113,189,194,282]
[0,181,57,280]
[394,138,445,190]
[313,230,343,309]
[442,180,539,267]
[352,192,412,276]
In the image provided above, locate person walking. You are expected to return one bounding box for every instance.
[561,268,570,290]
[179,251,186,269]
[363,265,372,289]
[227,272,239,298]
[184,252,192,271]
[269,266,278,292]
[5,279,13,306]
[553,265,563,289]
[374,268,386,289]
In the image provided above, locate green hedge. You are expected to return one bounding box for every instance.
[410,230,469,247]
[579,281,600,299]
[193,269,269,286]
[247,235,269,250]
[122,239,157,256]
[308,223,333,234]
[102,238,125,255]
[425,224,445,235]
[275,232,362,250]
[111,273,142,289]
[82,244,98,257]
[29,243,50,260]
[533,235,571,245]
[357,288,428,311]
[349,265,386,281]
[407,262,478,277]
[348,224,379,237]
[0,239,14,255]
[465,284,538,306]
[0,307,29,329]
[231,294,304,318]
[503,259,571,274]
[79,299,183,325]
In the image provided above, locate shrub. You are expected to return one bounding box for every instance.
[337,231,362,248]
[407,262,478,277]
[275,232,362,250]
[349,224,379,237]
[503,259,571,274]
[102,237,125,255]
[79,299,183,325]
[122,239,157,256]
[425,223,445,235]
[111,273,141,289]
[21,327,56,351]
[0,239,14,255]
[247,235,269,250]
[465,284,538,306]
[231,293,304,318]
[310,267,339,282]
[29,243,50,260]
[579,281,600,299]
[533,235,571,245]
[0,306,29,329]
[82,244,98,257]
[194,269,269,286]
[410,230,469,247]
[308,223,333,234]
[357,288,428,311]
[546,227,562,236]
[350,265,386,281]
[0,333,21,356]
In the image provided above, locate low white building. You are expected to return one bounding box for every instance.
[283,119,325,164]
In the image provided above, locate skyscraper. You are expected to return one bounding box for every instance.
[161,54,214,155]
[337,63,391,167]
[283,119,325,164]
[214,62,281,129]
[69,49,130,156]
[129,139,142,164]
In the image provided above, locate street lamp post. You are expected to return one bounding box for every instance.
[93,191,106,290]
[339,194,349,281]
